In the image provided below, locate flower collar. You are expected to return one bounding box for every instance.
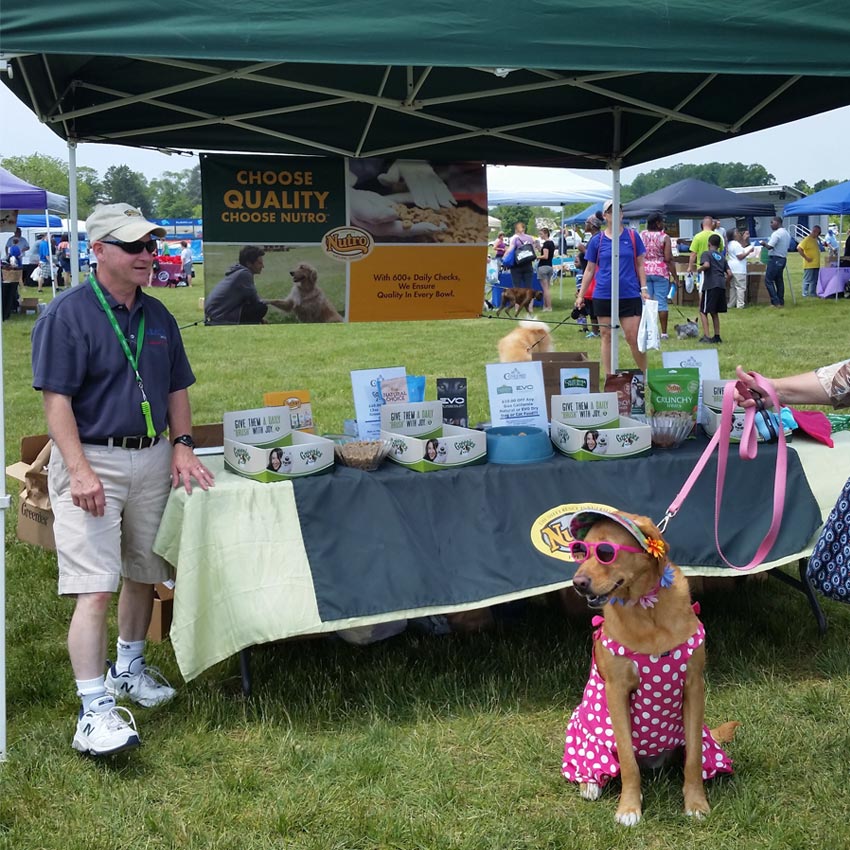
[611,564,676,609]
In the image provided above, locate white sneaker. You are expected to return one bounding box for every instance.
[72,696,140,756]
[106,663,177,708]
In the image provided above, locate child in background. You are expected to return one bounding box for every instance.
[698,233,732,344]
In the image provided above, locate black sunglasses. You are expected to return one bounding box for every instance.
[100,239,157,255]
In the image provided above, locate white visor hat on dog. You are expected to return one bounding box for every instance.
[569,509,651,551]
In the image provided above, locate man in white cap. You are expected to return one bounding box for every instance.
[31,203,215,756]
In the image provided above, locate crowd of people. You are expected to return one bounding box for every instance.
[488,208,846,375]
[2,228,197,295]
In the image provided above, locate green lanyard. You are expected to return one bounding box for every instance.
[89,274,156,438]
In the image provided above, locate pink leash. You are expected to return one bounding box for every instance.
[656,372,787,571]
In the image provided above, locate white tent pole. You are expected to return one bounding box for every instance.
[45,215,55,298]
[560,204,565,300]
[68,142,80,287]
[610,165,621,375]
[0,291,7,761]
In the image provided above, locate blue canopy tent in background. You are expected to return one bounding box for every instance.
[784,181,850,299]
[0,167,70,300]
[783,181,850,239]
[783,181,850,217]
[563,202,604,226]
[13,214,63,229]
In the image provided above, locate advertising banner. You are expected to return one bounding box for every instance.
[201,154,487,325]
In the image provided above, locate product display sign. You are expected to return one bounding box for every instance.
[350,366,407,440]
[486,361,548,431]
[201,154,488,326]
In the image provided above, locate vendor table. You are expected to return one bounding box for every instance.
[817,266,850,298]
[154,432,848,688]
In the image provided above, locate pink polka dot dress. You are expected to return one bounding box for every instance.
[561,621,733,787]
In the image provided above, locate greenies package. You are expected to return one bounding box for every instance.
[646,367,700,448]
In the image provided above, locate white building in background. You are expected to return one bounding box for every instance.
[675,185,828,241]
[727,185,828,238]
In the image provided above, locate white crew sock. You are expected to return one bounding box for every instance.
[115,638,146,676]
[77,676,111,713]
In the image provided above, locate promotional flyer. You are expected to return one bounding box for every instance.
[201,154,488,325]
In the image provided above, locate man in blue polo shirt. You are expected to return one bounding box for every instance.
[31,202,215,757]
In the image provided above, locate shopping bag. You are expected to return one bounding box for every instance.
[637,298,660,352]
[30,266,43,283]
[501,246,516,269]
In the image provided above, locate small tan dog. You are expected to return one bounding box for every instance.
[497,319,554,362]
[270,263,343,323]
[563,508,738,826]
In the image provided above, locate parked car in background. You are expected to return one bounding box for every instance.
[561,228,578,251]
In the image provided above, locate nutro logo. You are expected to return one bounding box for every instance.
[529,501,617,561]
[323,226,373,261]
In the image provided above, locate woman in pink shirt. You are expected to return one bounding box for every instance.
[639,212,678,339]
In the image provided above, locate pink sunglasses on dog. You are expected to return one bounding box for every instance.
[568,540,644,565]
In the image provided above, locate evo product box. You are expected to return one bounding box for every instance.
[223,405,333,481]
[380,401,486,472]
[549,392,651,461]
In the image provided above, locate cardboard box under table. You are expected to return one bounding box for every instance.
[380,401,486,471]
[6,435,55,549]
[549,392,651,460]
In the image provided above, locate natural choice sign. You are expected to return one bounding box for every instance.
[200,154,488,325]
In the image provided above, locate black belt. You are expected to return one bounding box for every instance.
[83,436,161,449]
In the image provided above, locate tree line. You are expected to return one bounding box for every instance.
[3,153,845,229]
[1,153,201,220]
[491,161,846,235]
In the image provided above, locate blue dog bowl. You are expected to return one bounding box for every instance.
[486,425,553,465]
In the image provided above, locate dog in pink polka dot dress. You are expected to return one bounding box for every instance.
[563,508,739,826]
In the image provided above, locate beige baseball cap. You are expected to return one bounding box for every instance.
[86,203,166,243]
[603,199,622,214]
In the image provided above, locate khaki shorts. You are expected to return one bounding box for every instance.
[49,439,174,595]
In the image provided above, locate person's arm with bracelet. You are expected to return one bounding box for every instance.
[637,253,648,299]
[168,388,214,494]
[734,365,834,408]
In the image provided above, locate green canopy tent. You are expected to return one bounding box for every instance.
[1,0,849,760]
[1,3,848,168]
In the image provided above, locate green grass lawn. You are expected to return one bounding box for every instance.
[2,257,850,849]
